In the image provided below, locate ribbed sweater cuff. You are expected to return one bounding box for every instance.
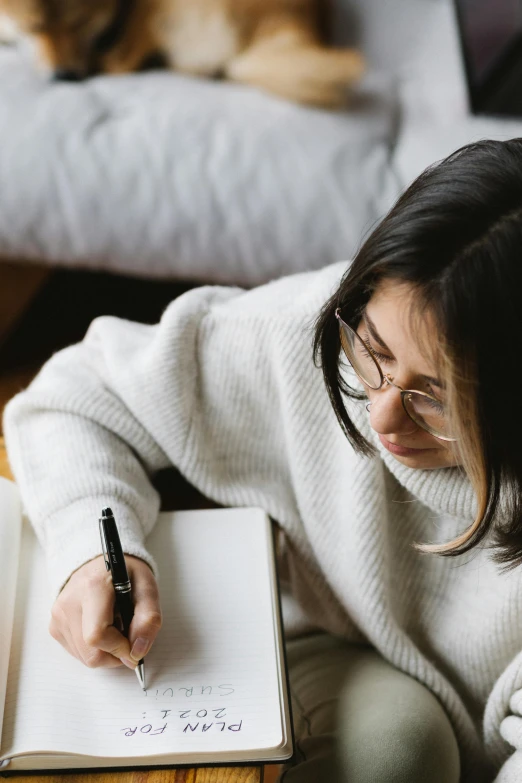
[38,496,158,598]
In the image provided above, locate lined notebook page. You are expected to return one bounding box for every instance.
[1,508,285,762]
[0,480,22,748]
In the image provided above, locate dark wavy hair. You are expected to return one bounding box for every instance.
[313,138,522,569]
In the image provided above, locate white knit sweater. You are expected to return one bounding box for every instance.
[5,263,522,782]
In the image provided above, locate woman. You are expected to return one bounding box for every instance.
[5,138,522,782]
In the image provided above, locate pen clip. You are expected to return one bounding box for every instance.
[99,518,111,572]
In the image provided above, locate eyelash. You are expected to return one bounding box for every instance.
[361,332,443,404]
[423,397,445,414]
[361,334,393,365]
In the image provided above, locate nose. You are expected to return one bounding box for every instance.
[52,69,84,82]
[367,384,417,436]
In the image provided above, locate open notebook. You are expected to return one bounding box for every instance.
[0,478,293,773]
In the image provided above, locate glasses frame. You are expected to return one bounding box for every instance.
[334,308,456,442]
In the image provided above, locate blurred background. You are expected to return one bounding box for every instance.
[1,0,522,433]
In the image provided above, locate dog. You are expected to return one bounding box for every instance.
[0,0,364,108]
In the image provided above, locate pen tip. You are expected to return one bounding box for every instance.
[135,662,146,691]
[101,507,113,518]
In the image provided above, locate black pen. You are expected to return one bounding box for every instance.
[99,507,146,690]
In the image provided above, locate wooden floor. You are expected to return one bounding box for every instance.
[0,265,197,434]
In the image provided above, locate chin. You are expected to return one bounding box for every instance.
[389,451,458,470]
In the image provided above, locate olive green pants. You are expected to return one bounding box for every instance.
[279,633,460,783]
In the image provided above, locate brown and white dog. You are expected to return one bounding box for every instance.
[0,0,364,107]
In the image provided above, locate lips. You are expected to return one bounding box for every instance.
[378,434,432,457]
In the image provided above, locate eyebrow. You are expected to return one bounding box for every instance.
[363,312,445,390]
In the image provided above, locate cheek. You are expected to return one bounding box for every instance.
[444,444,462,467]
[427,441,461,469]
[416,429,460,464]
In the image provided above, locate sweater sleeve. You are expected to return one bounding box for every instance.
[483,650,522,781]
[3,265,345,598]
[494,751,522,782]
[492,687,522,781]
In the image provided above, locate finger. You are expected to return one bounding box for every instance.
[51,579,125,668]
[49,622,82,663]
[49,602,84,662]
[77,611,132,668]
[127,566,162,664]
[79,580,133,667]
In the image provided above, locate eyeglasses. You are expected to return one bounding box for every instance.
[335,309,456,442]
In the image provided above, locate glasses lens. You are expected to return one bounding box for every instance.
[403,392,454,441]
[339,321,382,390]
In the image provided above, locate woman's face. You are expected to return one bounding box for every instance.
[361,280,460,470]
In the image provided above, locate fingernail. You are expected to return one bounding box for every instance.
[120,657,135,669]
[130,638,150,661]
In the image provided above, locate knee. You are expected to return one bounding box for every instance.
[337,692,460,783]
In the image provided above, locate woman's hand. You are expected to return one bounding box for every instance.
[49,554,162,670]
